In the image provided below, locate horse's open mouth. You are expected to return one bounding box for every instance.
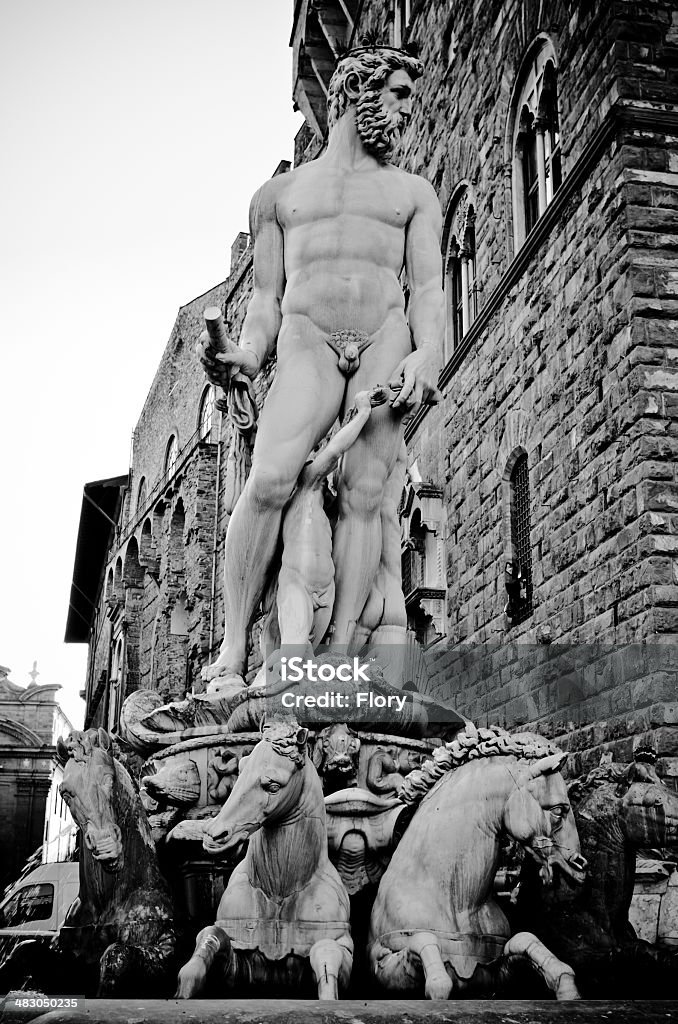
[202,824,257,854]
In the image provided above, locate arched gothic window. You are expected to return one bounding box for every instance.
[165,435,178,478]
[136,476,146,514]
[443,188,478,359]
[198,386,215,441]
[511,40,562,249]
[506,452,533,625]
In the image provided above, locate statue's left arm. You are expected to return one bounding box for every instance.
[391,177,444,412]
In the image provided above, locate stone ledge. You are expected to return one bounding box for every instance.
[2,999,678,1024]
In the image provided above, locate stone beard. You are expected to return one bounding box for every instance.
[356,87,404,163]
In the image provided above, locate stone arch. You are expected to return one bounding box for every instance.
[0,718,43,746]
[169,500,186,579]
[113,556,124,602]
[136,476,147,515]
[123,536,144,588]
[165,434,179,478]
[170,590,189,636]
[139,517,158,570]
[105,567,114,602]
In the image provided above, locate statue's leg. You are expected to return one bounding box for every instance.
[408,932,454,999]
[503,931,579,1000]
[208,335,344,680]
[330,405,404,649]
[370,939,425,995]
[175,925,231,998]
[357,438,409,681]
[309,935,353,1000]
[276,566,316,652]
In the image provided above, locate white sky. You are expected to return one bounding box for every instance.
[0,1,303,728]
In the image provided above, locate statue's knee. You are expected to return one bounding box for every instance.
[341,476,385,517]
[249,464,295,511]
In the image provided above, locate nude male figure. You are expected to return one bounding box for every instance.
[200,47,444,685]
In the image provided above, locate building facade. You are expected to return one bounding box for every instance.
[69,0,678,779]
[0,668,75,889]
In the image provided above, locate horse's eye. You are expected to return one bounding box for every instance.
[548,804,568,824]
[262,780,281,793]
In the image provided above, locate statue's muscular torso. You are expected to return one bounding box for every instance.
[273,159,418,339]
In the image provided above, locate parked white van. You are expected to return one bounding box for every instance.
[0,862,79,966]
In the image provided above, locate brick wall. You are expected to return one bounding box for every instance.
[341,0,678,759]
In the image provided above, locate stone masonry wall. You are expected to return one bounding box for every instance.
[345,0,678,762]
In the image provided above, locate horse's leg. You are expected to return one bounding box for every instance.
[175,925,232,998]
[309,936,353,999]
[371,934,450,998]
[408,932,454,999]
[503,931,579,1000]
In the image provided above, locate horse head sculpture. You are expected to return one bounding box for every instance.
[514,749,678,997]
[618,759,678,846]
[177,718,353,999]
[202,720,310,854]
[503,751,587,886]
[58,728,123,872]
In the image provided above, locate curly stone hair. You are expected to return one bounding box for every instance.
[399,723,562,806]
[327,48,424,129]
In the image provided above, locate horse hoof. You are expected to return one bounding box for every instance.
[424,975,453,1000]
[175,961,207,999]
[555,973,580,1001]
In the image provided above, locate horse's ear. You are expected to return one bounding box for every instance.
[527,752,566,779]
[56,736,70,764]
[296,727,309,749]
[97,728,111,751]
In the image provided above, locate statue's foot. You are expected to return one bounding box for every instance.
[202,673,247,700]
[201,657,245,683]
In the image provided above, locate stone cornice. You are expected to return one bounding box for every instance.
[404,101,678,443]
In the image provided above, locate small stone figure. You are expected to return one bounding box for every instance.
[312,723,361,794]
[366,746,422,797]
[207,747,240,803]
[142,759,201,807]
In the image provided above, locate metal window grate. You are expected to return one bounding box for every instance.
[511,454,533,624]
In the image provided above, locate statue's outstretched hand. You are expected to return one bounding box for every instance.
[196,330,259,386]
[389,349,442,413]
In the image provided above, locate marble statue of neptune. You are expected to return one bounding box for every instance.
[200,47,445,686]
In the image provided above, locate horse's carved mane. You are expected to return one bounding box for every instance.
[262,719,308,766]
[399,723,560,806]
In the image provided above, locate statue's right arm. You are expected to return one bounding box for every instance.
[236,180,285,378]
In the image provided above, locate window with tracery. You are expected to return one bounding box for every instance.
[198,386,215,440]
[165,435,178,477]
[511,41,562,249]
[443,189,478,359]
[507,453,533,625]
